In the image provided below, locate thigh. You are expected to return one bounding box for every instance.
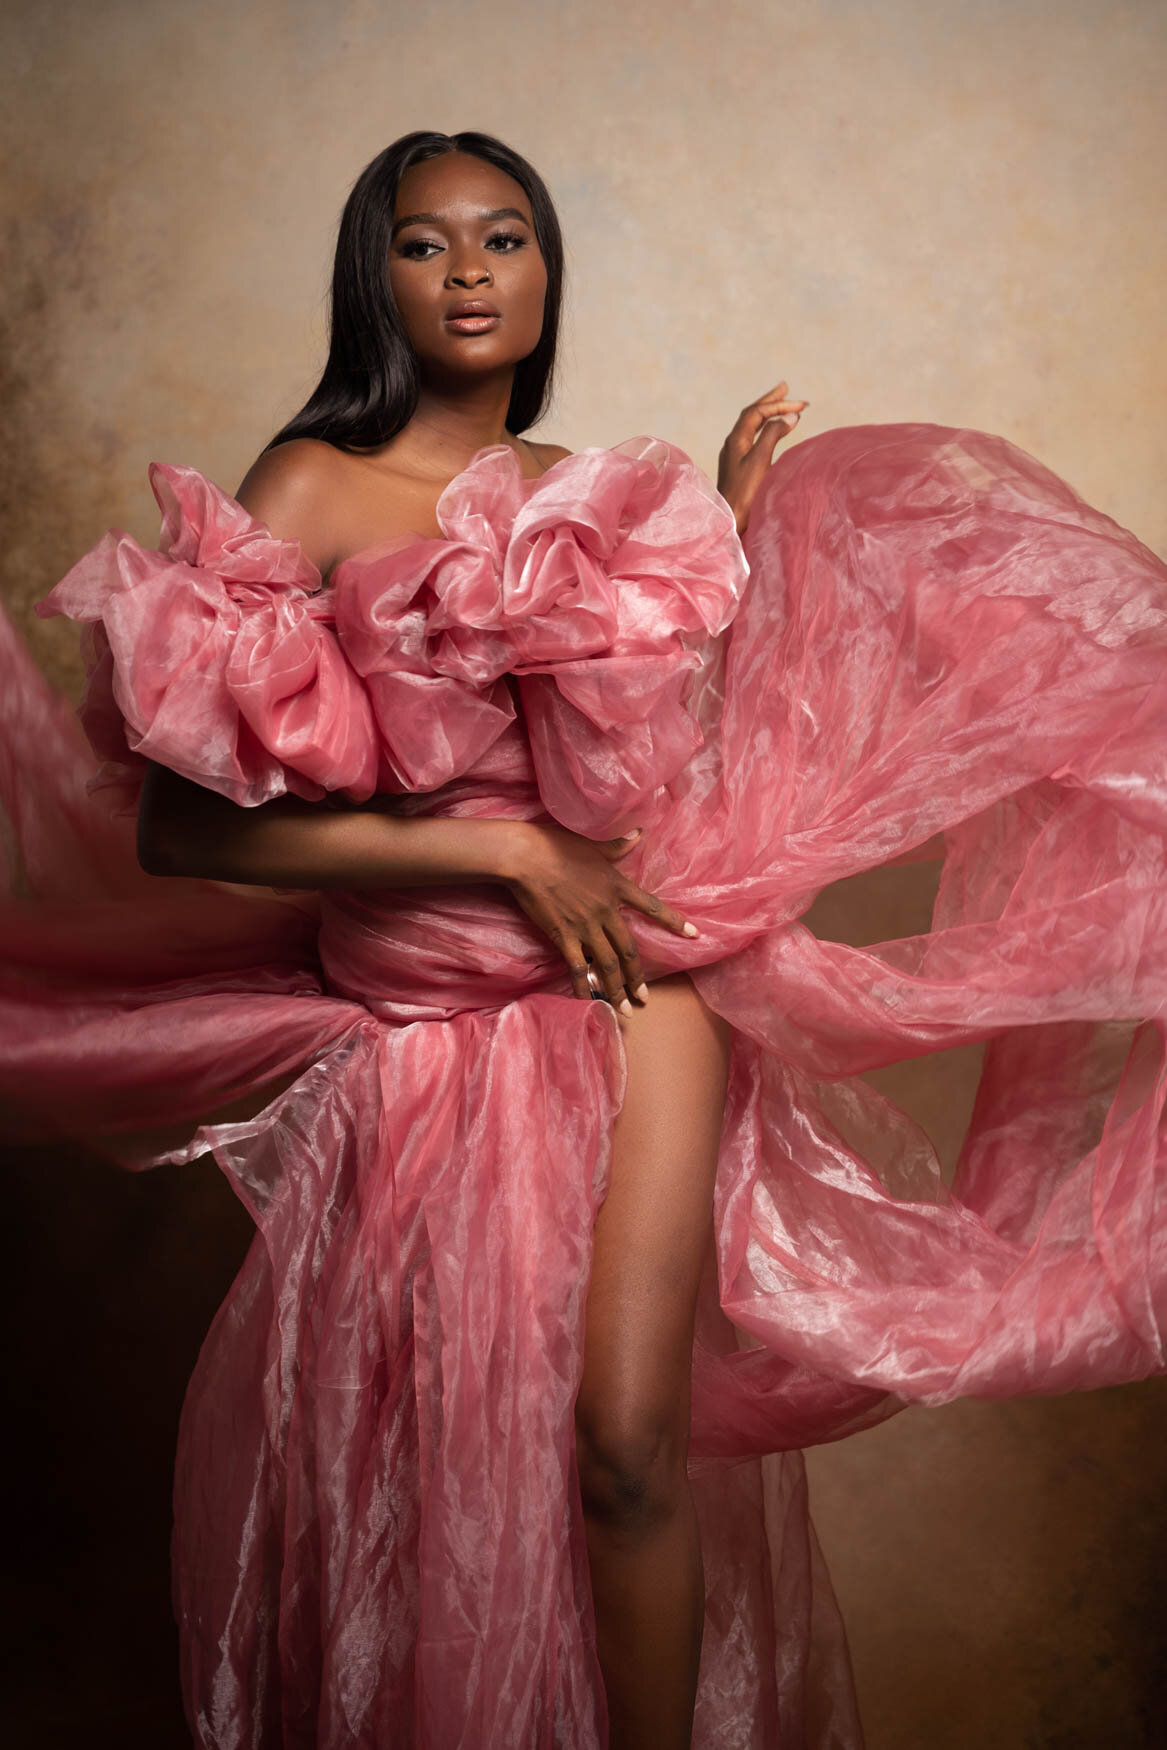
[578,974,732,1425]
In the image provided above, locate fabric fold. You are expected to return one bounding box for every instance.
[38,462,379,807]
[331,436,747,822]
[4,421,1167,1747]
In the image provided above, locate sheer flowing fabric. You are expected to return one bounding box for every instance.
[3,424,1165,1747]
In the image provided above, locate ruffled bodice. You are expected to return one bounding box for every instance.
[40,436,747,836]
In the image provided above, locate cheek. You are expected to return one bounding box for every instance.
[516,258,549,330]
[387,268,433,346]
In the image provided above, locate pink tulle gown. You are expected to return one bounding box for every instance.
[3,425,1166,1748]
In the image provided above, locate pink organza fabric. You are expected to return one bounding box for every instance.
[4,425,1167,1747]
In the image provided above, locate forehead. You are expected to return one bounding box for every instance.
[393,152,532,222]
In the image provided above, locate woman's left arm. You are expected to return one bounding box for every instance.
[716,379,808,535]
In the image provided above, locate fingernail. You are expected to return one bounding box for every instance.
[634,983,650,1002]
[619,998,634,1016]
[683,922,699,938]
[622,827,642,840]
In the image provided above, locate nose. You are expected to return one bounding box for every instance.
[446,251,492,289]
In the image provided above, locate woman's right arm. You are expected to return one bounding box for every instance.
[138,766,692,1007]
[137,761,530,889]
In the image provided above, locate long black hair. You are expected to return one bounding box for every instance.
[268,131,564,452]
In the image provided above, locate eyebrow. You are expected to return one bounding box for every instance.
[390,206,531,239]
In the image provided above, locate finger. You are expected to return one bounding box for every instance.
[556,932,595,1001]
[729,385,786,436]
[599,827,643,862]
[753,398,808,424]
[763,409,802,441]
[729,417,797,498]
[751,384,811,418]
[584,933,634,1013]
[727,401,777,455]
[728,397,807,459]
[604,911,649,1003]
[749,418,793,469]
[756,402,808,422]
[754,387,807,406]
[618,878,700,940]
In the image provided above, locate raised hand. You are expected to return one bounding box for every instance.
[716,381,809,535]
[500,823,698,1012]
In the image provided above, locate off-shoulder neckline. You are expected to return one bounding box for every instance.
[329,437,679,586]
[320,441,583,587]
[151,436,683,592]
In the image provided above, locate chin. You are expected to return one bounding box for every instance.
[434,342,534,375]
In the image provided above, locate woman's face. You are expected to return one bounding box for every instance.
[388,152,548,382]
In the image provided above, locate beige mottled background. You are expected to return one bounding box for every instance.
[3,1,1165,1745]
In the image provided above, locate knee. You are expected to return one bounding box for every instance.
[574,1397,690,1538]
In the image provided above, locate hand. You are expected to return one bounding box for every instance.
[717,381,809,536]
[499,822,698,1012]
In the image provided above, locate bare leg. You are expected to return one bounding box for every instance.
[575,974,731,1749]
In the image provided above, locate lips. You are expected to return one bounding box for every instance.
[445,300,502,335]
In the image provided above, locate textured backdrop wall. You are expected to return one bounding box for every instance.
[3,2,1165,1745]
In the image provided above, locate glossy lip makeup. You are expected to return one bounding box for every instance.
[444,299,501,335]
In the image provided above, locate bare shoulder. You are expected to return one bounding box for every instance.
[528,440,573,468]
[235,437,348,516]
[235,438,353,573]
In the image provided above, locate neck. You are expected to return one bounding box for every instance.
[403,374,521,476]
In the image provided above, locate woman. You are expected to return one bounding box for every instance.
[147,130,803,1747]
[5,129,1167,1747]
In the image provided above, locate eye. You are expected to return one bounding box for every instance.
[485,231,529,252]
[398,238,441,260]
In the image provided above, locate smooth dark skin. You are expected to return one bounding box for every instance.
[138,151,806,1747]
